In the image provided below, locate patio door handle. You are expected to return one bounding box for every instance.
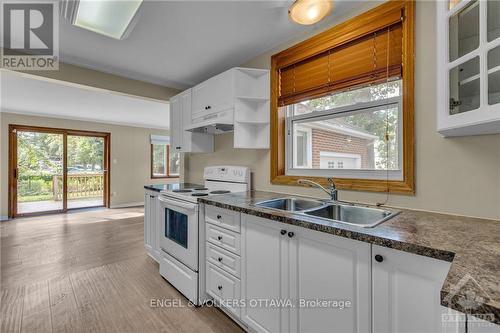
[13,169,17,178]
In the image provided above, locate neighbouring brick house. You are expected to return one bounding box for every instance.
[294,104,377,169]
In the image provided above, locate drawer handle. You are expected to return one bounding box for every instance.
[375,254,384,263]
[217,285,222,290]
[280,229,287,235]
[218,257,223,262]
[217,236,223,241]
[288,231,295,238]
[217,215,222,219]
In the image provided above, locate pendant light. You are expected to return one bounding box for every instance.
[288,0,333,25]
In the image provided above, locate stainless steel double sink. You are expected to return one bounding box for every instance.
[254,197,399,228]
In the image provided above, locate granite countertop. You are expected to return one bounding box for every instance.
[144,183,204,192]
[199,190,500,324]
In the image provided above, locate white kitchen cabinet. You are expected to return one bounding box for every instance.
[436,0,500,136]
[468,316,500,333]
[169,89,213,153]
[144,190,160,262]
[186,67,270,149]
[192,70,234,120]
[372,245,453,333]
[241,214,371,333]
[288,224,371,333]
[241,214,290,333]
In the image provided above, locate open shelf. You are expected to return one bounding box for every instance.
[233,122,269,149]
[236,119,269,124]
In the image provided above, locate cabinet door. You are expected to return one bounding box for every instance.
[169,96,182,151]
[241,214,290,333]
[144,194,152,251]
[180,90,192,152]
[468,316,500,333]
[372,245,452,333]
[289,226,371,333]
[150,194,159,259]
[191,70,233,119]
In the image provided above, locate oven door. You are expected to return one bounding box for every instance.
[158,195,199,271]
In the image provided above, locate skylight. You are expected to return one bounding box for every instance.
[71,0,143,40]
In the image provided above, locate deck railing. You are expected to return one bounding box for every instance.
[53,173,104,201]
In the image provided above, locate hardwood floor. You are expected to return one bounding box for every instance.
[1,208,244,333]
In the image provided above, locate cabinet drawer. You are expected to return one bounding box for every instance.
[206,242,241,278]
[206,263,241,318]
[205,206,241,232]
[206,223,241,255]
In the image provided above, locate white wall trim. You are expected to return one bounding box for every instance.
[110,202,144,209]
[0,108,170,131]
[0,216,9,222]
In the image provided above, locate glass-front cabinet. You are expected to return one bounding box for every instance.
[437,0,500,136]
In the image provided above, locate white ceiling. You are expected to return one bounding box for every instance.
[0,71,170,129]
[59,0,371,89]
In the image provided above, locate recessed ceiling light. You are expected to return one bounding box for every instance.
[289,0,333,25]
[61,0,143,40]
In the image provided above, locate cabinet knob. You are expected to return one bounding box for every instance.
[375,254,384,263]
[217,215,222,219]
[176,146,181,150]
[280,229,287,235]
[217,235,223,241]
[218,285,222,290]
[218,257,223,262]
[288,231,295,238]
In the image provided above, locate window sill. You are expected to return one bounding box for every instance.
[271,175,414,194]
[151,176,180,179]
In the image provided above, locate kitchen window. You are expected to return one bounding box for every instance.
[151,135,180,178]
[285,81,403,180]
[270,0,414,193]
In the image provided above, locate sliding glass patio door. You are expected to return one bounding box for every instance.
[67,135,105,209]
[9,125,110,218]
[15,131,65,215]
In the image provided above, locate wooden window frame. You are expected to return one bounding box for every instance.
[270,0,415,194]
[150,144,179,179]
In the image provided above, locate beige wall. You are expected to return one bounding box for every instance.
[185,1,500,220]
[0,112,181,218]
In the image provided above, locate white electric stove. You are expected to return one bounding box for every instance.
[157,166,250,305]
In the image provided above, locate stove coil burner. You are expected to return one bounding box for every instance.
[210,190,231,195]
[193,188,209,191]
[172,189,192,193]
[191,193,209,197]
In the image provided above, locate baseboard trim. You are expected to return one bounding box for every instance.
[0,216,10,222]
[110,202,144,209]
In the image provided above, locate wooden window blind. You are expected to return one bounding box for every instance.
[278,22,403,106]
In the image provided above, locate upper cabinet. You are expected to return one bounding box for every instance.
[170,89,214,153]
[191,70,234,122]
[437,0,500,136]
[172,67,270,151]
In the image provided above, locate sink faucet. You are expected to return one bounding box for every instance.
[297,178,338,201]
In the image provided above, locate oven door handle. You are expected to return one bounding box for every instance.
[158,195,198,211]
